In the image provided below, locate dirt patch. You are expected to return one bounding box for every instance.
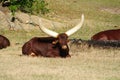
[101,8,120,14]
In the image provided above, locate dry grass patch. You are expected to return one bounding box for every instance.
[0,43,120,80]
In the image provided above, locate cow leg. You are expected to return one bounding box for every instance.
[46,51,59,57]
[30,52,37,57]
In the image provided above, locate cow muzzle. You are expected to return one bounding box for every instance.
[62,45,67,49]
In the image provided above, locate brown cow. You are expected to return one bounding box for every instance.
[22,14,84,57]
[0,35,10,49]
[91,29,120,41]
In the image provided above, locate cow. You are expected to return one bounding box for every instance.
[0,35,10,49]
[22,14,84,58]
[91,29,120,41]
[69,28,120,48]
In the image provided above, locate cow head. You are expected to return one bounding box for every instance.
[39,14,84,49]
[55,33,69,49]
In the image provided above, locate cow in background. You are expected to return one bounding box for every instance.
[22,14,84,58]
[69,29,120,48]
[0,35,10,49]
[91,29,120,41]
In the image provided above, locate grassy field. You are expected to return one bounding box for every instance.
[0,0,120,80]
[45,0,120,39]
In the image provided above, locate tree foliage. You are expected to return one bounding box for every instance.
[1,0,49,16]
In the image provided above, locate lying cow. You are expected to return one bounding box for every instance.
[91,29,120,41]
[22,14,84,57]
[0,35,10,49]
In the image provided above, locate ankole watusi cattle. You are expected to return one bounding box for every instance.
[69,29,120,48]
[90,29,120,48]
[22,14,84,57]
[91,29,120,41]
[0,35,10,49]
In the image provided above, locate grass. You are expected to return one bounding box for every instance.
[0,44,120,80]
[45,0,120,39]
[0,0,120,80]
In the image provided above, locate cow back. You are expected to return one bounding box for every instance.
[91,29,120,40]
[0,35,10,49]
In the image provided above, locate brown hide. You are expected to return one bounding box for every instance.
[22,33,70,58]
[91,29,120,41]
[0,35,10,49]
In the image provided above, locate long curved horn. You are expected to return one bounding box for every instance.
[39,19,58,37]
[65,14,84,36]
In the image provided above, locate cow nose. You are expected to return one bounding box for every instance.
[62,45,67,49]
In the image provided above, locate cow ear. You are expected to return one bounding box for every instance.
[52,40,58,44]
[67,39,70,42]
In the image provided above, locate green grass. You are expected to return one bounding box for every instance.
[0,0,120,80]
[45,0,120,39]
